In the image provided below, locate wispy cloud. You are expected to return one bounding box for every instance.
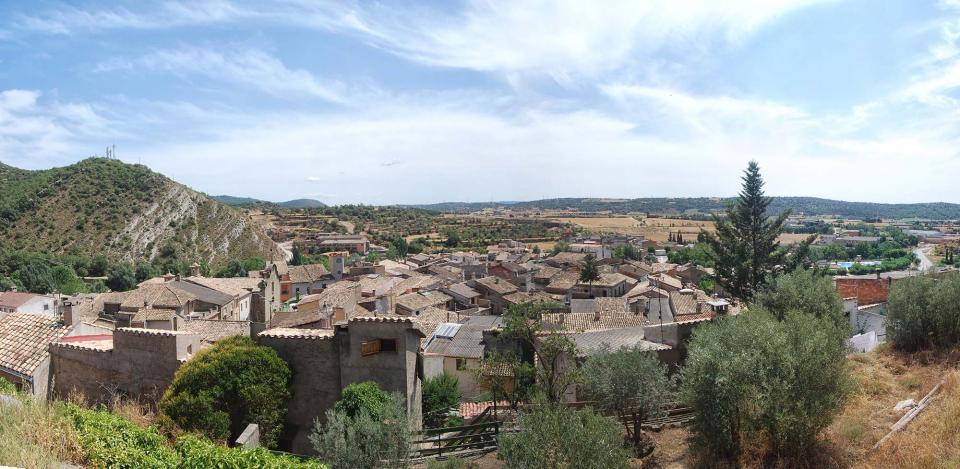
[96,47,347,103]
[15,0,248,34]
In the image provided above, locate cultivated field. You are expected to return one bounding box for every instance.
[554,216,714,242]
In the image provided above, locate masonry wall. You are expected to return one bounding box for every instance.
[50,330,198,405]
[338,321,423,429]
[836,278,891,306]
[256,334,341,455]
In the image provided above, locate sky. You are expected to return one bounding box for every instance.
[1,0,959,205]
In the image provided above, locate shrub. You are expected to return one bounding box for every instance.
[0,394,80,468]
[106,262,137,292]
[159,336,291,448]
[68,404,179,468]
[887,273,960,351]
[310,390,411,469]
[682,311,851,459]
[580,345,672,451]
[753,268,845,329]
[176,434,324,469]
[335,381,392,420]
[498,400,630,469]
[422,373,462,428]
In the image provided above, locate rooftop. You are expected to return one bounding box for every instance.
[0,313,69,376]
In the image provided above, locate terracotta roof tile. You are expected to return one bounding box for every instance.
[0,314,68,376]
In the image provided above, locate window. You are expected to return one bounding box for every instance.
[361,338,398,356]
[456,358,468,371]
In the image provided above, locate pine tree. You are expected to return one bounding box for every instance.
[703,161,790,301]
[579,253,601,285]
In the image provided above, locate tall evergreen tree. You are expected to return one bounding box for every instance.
[579,253,601,285]
[702,161,789,301]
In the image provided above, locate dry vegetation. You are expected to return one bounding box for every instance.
[645,345,960,468]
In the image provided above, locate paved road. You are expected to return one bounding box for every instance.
[914,246,934,272]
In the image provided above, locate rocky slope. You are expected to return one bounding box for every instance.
[0,158,280,266]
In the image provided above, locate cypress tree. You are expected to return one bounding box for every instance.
[703,161,789,301]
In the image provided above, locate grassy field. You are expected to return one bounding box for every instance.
[554,215,811,245]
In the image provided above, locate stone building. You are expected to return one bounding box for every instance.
[257,316,425,455]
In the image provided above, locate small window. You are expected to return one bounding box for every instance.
[361,338,397,356]
[456,358,468,371]
[44,304,49,310]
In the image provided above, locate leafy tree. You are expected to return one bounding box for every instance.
[17,260,55,294]
[291,244,306,266]
[887,273,960,351]
[612,244,640,261]
[532,245,541,255]
[702,161,789,301]
[753,269,845,329]
[88,255,110,277]
[682,310,850,459]
[475,351,534,410]
[106,263,137,292]
[498,302,579,403]
[581,345,672,451]
[311,388,411,469]
[159,336,291,448]
[499,400,630,469]
[215,259,246,278]
[578,253,600,285]
[51,265,86,295]
[550,241,569,256]
[443,230,461,248]
[134,261,158,284]
[336,381,392,419]
[422,373,462,428]
[241,257,266,272]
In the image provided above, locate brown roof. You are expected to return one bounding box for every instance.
[178,319,250,344]
[185,276,261,297]
[546,271,579,292]
[541,311,648,332]
[288,264,330,284]
[578,272,630,288]
[131,308,176,323]
[549,252,589,265]
[446,282,480,299]
[474,276,519,296]
[258,328,335,340]
[503,291,555,305]
[0,313,68,376]
[119,284,197,310]
[533,265,561,281]
[396,291,452,311]
[0,292,42,309]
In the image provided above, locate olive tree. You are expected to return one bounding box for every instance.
[499,401,630,469]
[580,345,672,452]
[682,310,851,459]
[753,268,845,329]
[887,273,960,351]
[310,386,411,469]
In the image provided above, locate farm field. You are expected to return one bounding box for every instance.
[553,216,713,242]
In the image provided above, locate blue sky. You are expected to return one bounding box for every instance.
[1,0,959,205]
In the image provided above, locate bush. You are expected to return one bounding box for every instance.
[887,273,960,351]
[106,262,137,292]
[335,381,392,420]
[310,390,411,469]
[753,269,845,329]
[580,345,672,451]
[682,311,851,459]
[68,403,179,468]
[499,401,630,469]
[67,404,322,468]
[159,336,291,448]
[176,434,324,469]
[423,374,462,428]
[0,377,15,395]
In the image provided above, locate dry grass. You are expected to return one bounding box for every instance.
[553,216,715,243]
[0,395,81,468]
[858,371,960,468]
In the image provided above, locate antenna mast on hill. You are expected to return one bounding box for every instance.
[104,144,117,159]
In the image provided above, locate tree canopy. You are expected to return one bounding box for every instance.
[159,336,292,448]
[703,161,789,301]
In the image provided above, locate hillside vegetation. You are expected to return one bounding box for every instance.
[413,197,960,219]
[0,158,279,266]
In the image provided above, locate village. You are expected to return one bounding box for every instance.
[3,197,959,463]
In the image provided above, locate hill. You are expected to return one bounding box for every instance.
[213,195,326,209]
[0,158,280,266]
[412,197,960,219]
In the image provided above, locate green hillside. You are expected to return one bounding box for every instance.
[0,158,279,266]
[213,195,326,209]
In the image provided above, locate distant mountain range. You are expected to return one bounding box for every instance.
[409,197,960,220]
[213,195,326,209]
[0,158,280,265]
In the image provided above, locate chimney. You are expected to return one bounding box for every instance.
[189,262,201,277]
[558,314,565,324]
[62,300,81,327]
[495,278,500,284]
[594,311,601,322]
[697,302,703,314]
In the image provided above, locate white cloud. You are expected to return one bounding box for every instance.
[0,89,116,167]
[97,47,346,103]
[304,0,832,82]
[16,0,248,34]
